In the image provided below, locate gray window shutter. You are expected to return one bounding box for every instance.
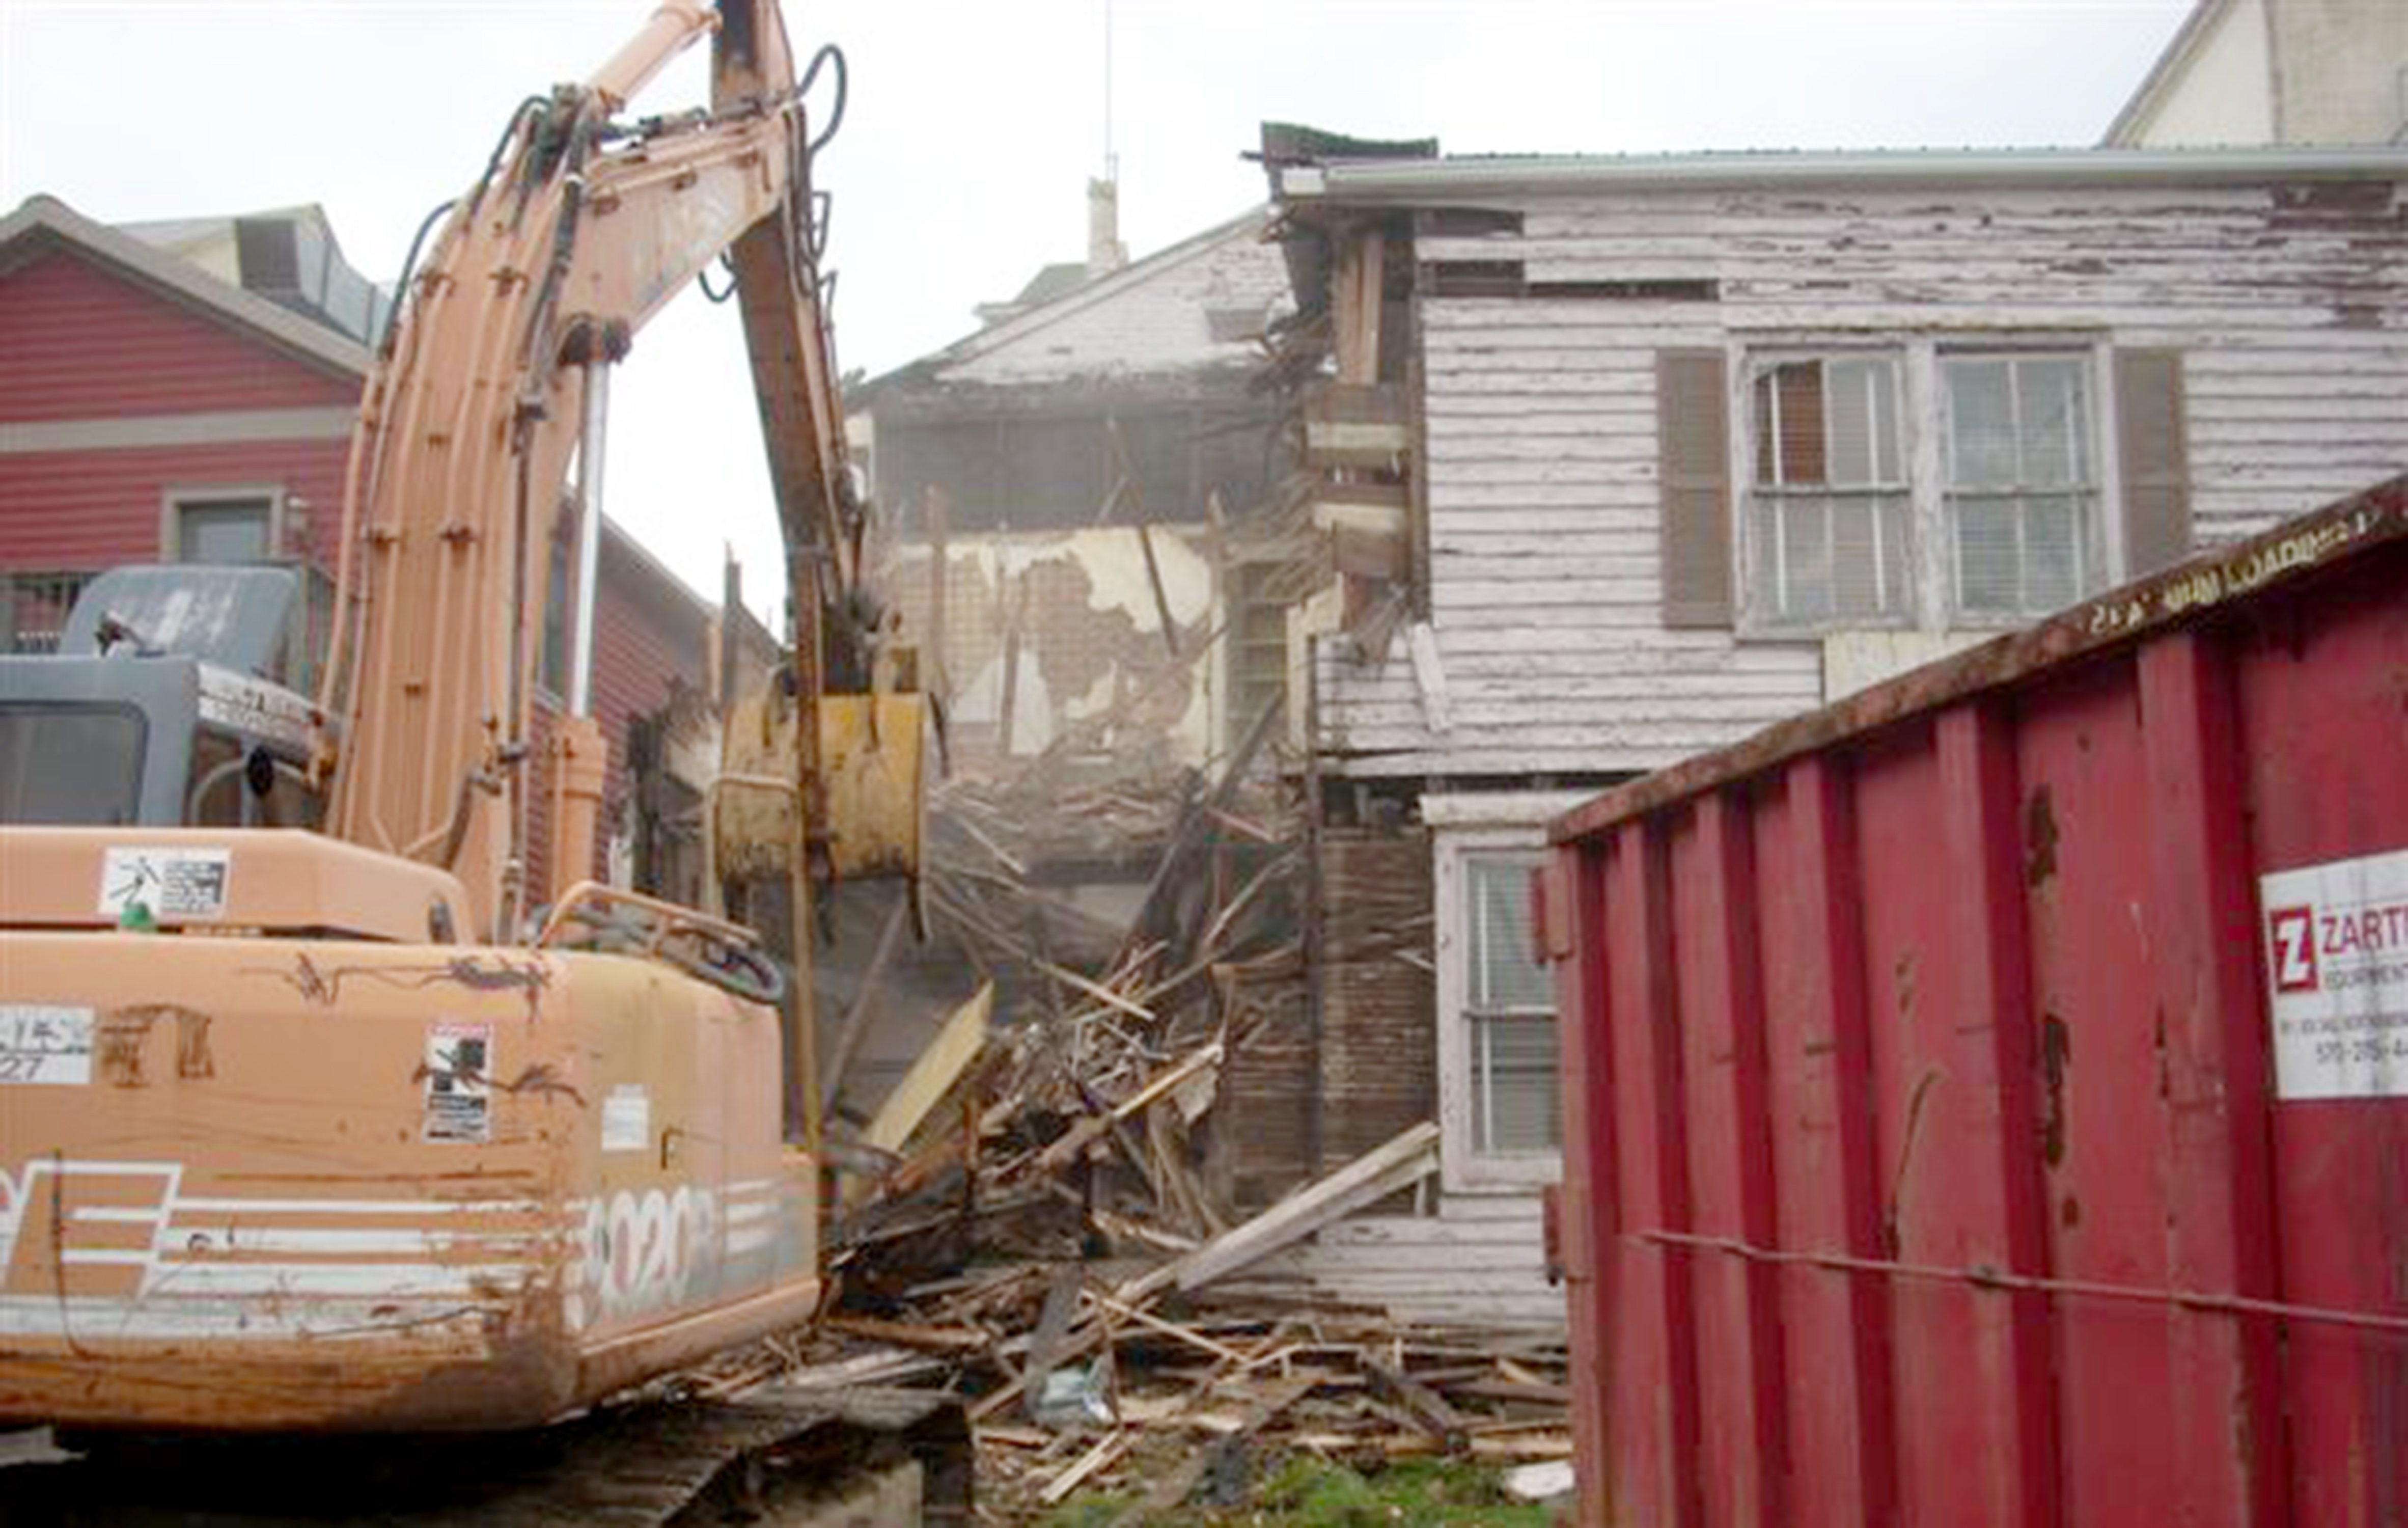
[2115,349,2191,578]
[1658,350,1734,628]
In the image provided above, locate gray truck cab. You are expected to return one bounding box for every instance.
[0,565,321,827]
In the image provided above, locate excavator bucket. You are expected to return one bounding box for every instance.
[714,691,927,891]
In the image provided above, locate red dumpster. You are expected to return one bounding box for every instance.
[1541,476,2408,1527]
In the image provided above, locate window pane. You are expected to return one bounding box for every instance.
[2017,359,2088,488]
[1829,495,1886,617]
[178,500,273,563]
[1944,352,2097,619]
[1473,1013,1561,1154]
[2023,494,2084,609]
[1826,358,1894,486]
[1784,497,1833,621]
[1755,490,1909,625]
[1956,496,2020,613]
[0,704,146,824]
[1755,361,1829,486]
[1749,353,1908,629]
[1946,359,2019,487]
[1468,856,1551,1011]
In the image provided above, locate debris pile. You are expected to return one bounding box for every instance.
[722,667,1566,1515]
[683,1117,1572,1518]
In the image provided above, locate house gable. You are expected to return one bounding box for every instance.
[0,245,361,424]
[879,209,1289,394]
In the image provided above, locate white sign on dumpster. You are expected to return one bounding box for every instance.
[2261,846,2408,1101]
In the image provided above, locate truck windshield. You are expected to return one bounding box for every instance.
[0,702,145,824]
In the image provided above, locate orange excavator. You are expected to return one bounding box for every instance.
[0,3,955,1521]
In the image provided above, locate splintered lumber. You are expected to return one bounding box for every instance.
[925,484,952,706]
[1140,1369,1325,1513]
[860,982,993,1156]
[1134,520,1180,658]
[1039,1430,1134,1505]
[818,1314,990,1354]
[1447,1378,1575,1407]
[1364,1355,1471,1451]
[1471,1433,1576,1461]
[1013,1265,1084,1428]
[1118,1121,1442,1303]
[1085,1290,1253,1367]
[1033,957,1157,1026]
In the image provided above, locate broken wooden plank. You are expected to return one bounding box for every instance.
[1116,1121,1442,1304]
[1364,1355,1471,1452]
[1445,1378,1574,1407]
[925,484,952,707]
[860,982,993,1156]
[1039,1430,1133,1505]
[1016,1265,1085,1429]
[818,1313,991,1354]
[1108,1040,1223,1123]
[1085,1290,1254,1367]
[1034,957,1158,1026]
[1138,1369,1324,1514]
[1470,1433,1576,1462]
[1134,521,1180,659]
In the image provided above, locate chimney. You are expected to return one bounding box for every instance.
[1087,175,1128,277]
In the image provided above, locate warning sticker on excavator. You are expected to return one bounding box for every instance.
[0,1004,93,1085]
[422,1023,492,1142]
[602,1085,651,1152]
[98,846,231,921]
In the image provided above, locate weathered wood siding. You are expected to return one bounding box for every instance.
[932,210,1288,387]
[1225,1190,1563,1330]
[1320,177,2408,778]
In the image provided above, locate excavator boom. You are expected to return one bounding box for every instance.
[322,0,861,940]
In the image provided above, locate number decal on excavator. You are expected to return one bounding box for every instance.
[573,1184,722,1328]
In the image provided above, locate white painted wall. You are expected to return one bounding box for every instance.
[884,525,1220,764]
[929,211,1289,387]
[1220,1191,1566,1330]
[2124,0,2276,147]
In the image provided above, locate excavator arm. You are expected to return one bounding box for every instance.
[321,0,860,941]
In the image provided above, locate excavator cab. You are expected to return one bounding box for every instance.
[0,564,320,829]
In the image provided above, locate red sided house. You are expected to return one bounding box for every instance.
[0,194,736,893]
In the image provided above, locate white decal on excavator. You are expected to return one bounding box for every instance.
[0,1004,94,1085]
[0,1158,551,1335]
[572,1183,722,1328]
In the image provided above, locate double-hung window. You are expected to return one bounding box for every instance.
[1943,353,2097,619]
[1461,850,1559,1161]
[1748,354,1912,624]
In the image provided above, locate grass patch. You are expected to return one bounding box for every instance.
[1039,1455,1556,1527]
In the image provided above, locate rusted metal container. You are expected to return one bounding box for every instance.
[1540,477,2408,1527]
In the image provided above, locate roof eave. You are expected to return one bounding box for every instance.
[1277,145,2408,206]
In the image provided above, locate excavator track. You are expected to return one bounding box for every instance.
[2,1388,971,1527]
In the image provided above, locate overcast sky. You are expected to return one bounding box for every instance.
[1,0,2190,618]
